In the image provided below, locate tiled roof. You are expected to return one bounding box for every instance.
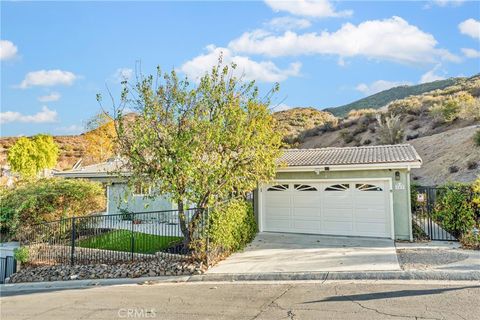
[280,144,422,167]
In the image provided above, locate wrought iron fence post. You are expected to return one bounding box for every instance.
[70,217,76,266]
[131,212,134,261]
[205,208,210,267]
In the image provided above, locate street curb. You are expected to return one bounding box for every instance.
[0,276,190,295]
[2,271,479,295]
[190,270,480,282]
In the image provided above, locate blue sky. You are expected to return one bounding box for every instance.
[1,0,479,137]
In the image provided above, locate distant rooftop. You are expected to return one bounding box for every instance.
[54,157,128,178]
[280,144,422,167]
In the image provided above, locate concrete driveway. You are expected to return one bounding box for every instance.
[208,232,400,274]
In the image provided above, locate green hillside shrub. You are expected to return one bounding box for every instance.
[475,129,480,147]
[376,114,404,144]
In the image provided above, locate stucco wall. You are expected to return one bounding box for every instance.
[266,169,412,240]
[107,183,173,214]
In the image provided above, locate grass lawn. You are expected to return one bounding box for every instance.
[77,230,182,254]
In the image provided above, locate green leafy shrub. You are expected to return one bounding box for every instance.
[208,199,257,254]
[433,183,476,238]
[429,99,460,122]
[13,247,30,263]
[460,229,480,250]
[0,178,106,240]
[474,129,480,147]
[339,130,354,144]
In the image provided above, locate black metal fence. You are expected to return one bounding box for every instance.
[19,208,209,266]
[0,256,17,284]
[412,186,478,241]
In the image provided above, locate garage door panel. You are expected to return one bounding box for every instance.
[323,221,353,234]
[292,219,321,232]
[323,208,353,218]
[355,209,387,220]
[293,207,320,219]
[355,222,387,235]
[265,194,290,207]
[292,194,321,207]
[266,219,292,230]
[265,207,290,219]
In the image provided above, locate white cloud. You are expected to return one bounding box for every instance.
[56,124,83,135]
[37,92,61,102]
[228,16,459,65]
[419,65,446,83]
[355,80,412,96]
[264,0,352,18]
[179,45,301,83]
[112,68,133,82]
[459,18,480,40]
[19,70,77,89]
[461,48,480,58]
[429,0,465,7]
[265,17,312,31]
[0,40,18,60]
[0,106,58,124]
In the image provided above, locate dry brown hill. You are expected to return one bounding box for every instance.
[273,107,337,145]
[277,75,480,185]
[410,125,479,186]
[0,135,88,170]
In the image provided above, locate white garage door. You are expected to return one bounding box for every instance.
[263,181,392,238]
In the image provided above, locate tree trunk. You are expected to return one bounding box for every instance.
[177,200,190,248]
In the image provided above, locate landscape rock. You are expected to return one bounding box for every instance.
[8,258,206,283]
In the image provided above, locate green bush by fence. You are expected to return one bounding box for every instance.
[433,183,476,238]
[432,180,480,248]
[208,199,257,255]
[0,178,106,240]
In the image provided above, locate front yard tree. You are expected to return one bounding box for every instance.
[7,134,59,179]
[84,112,116,163]
[107,61,283,245]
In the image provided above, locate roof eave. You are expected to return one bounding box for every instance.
[277,161,422,172]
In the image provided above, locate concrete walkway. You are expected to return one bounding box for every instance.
[208,232,401,274]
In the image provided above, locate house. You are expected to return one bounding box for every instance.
[56,144,421,241]
[256,144,422,241]
[54,158,173,214]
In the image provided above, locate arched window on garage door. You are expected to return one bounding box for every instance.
[356,183,383,191]
[294,184,317,191]
[325,184,350,191]
[267,184,289,191]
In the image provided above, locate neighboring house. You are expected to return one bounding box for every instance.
[257,144,422,241]
[56,144,422,241]
[54,158,173,214]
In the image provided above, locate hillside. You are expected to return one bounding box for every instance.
[273,107,337,144]
[278,74,480,185]
[410,125,480,186]
[0,135,88,170]
[325,78,462,117]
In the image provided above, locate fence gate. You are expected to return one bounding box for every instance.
[412,186,457,241]
[0,256,17,284]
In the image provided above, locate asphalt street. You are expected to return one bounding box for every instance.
[1,280,479,320]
